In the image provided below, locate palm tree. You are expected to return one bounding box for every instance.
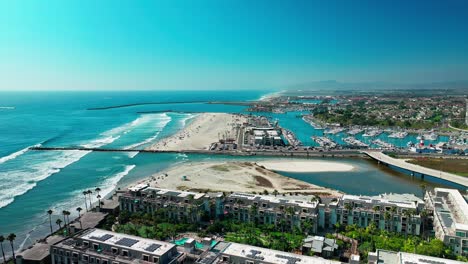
[272,189,279,197]
[87,190,93,209]
[47,209,54,234]
[76,207,83,229]
[95,187,101,196]
[56,219,63,229]
[7,233,16,264]
[0,235,7,264]
[65,211,71,232]
[420,183,427,198]
[97,194,102,210]
[83,191,89,212]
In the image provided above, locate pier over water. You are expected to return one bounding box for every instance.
[363,150,468,188]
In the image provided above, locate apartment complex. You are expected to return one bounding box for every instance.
[332,193,425,235]
[425,188,468,256]
[368,249,465,264]
[51,229,180,264]
[223,192,319,233]
[120,185,428,236]
[119,184,224,223]
[205,241,343,264]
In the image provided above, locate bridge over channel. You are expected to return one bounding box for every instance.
[363,150,468,188]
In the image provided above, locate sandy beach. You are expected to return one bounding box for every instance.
[133,161,343,196]
[147,113,246,151]
[257,160,354,172]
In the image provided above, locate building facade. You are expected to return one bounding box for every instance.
[333,193,425,235]
[425,188,468,256]
[223,192,319,233]
[119,184,224,223]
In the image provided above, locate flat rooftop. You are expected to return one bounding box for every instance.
[342,193,423,209]
[229,192,318,209]
[221,242,341,264]
[79,229,175,256]
[375,249,465,264]
[143,187,205,200]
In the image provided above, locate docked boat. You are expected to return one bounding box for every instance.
[388,131,408,139]
[347,128,363,135]
[362,129,383,137]
[343,137,368,148]
[423,132,438,141]
[372,139,395,149]
[311,136,337,148]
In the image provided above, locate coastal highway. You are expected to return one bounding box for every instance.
[363,150,468,187]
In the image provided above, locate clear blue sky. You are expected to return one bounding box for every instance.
[1,0,467,90]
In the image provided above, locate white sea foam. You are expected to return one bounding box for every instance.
[125,152,139,159]
[0,150,90,209]
[0,106,15,110]
[80,135,121,148]
[99,165,136,199]
[123,113,172,149]
[0,144,41,165]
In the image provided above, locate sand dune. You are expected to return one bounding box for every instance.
[257,160,354,172]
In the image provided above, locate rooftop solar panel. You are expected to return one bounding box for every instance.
[115,238,139,247]
[145,243,161,252]
[90,234,114,242]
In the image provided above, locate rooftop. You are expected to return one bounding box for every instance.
[221,242,341,264]
[342,193,424,209]
[374,249,465,264]
[79,229,175,256]
[143,187,205,200]
[229,192,318,209]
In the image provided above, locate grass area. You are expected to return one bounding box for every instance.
[407,158,468,177]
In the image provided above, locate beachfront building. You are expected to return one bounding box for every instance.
[119,184,224,223]
[368,249,465,264]
[204,241,342,264]
[334,193,425,235]
[425,188,468,256]
[223,192,319,233]
[50,228,181,264]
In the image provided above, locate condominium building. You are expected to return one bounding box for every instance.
[208,242,342,264]
[334,193,425,235]
[368,249,465,264]
[223,192,319,233]
[425,188,468,256]
[50,229,180,264]
[119,184,224,223]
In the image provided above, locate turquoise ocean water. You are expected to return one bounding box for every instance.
[0,91,457,254]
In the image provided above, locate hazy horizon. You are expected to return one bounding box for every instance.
[1,0,468,91]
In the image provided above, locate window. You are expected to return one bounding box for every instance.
[53,248,57,254]
[90,257,95,263]
[152,257,159,263]
[82,255,89,262]
[222,256,229,261]
[83,241,89,247]
[111,248,118,254]
[102,260,108,264]
[143,255,149,261]
[72,253,79,258]
[122,250,129,257]
[96,259,101,264]
[93,244,99,250]
[247,261,254,264]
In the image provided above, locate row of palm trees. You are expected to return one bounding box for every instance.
[0,188,104,264]
[0,234,17,264]
[82,188,102,212]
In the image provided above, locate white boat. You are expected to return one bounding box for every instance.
[388,131,408,139]
[362,129,382,137]
[423,132,438,141]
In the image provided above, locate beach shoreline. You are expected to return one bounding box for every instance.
[146,112,246,151]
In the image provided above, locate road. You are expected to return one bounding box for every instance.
[363,150,468,187]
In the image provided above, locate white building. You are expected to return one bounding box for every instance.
[425,188,468,256]
[368,249,465,264]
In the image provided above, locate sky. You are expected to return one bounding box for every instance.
[0,0,467,91]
